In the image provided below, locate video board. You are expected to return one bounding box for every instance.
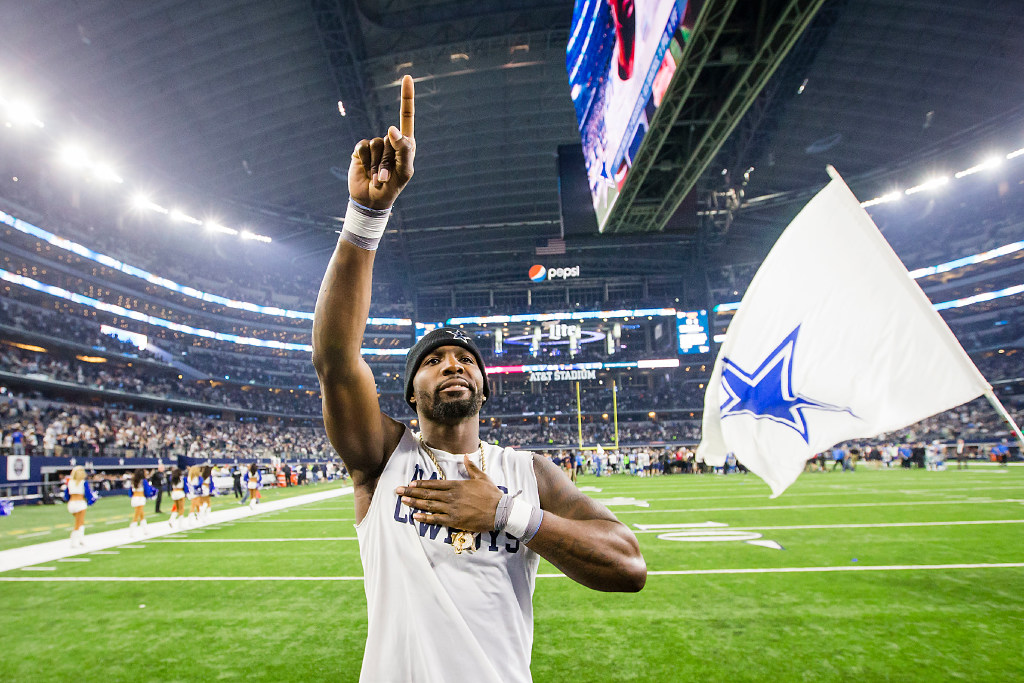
[566,0,696,231]
[677,309,710,354]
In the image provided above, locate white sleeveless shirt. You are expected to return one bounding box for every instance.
[356,427,541,683]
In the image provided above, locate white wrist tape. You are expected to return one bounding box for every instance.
[341,198,391,251]
[503,498,543,543]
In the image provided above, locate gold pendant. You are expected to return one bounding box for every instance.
[452,530,475,554]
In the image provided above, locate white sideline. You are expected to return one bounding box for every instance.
[0,486,353,574]
[2,562,1024,582]
[149,537,358,542]
[628,563,1024,577]
[122,518,1024,543]
[634,519,1024,533]
[614,498,1024,514]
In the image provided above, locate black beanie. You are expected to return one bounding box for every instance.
[404,328,490,409]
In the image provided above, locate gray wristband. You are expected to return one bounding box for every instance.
[520,508,544,544]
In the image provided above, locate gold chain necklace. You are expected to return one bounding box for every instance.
[417,435,485,555]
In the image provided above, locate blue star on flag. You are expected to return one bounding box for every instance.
[719,326,854,443]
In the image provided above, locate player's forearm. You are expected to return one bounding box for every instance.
[312,239,375,374]
[526,516,646,592]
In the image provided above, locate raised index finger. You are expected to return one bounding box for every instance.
[399,74,414,138]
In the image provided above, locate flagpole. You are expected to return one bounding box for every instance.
[612,379,620,452]
[983,390,1024,451]
[576,381,584,451]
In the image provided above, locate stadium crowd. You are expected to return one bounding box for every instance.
[1,166,1022,473]
[0,172,408,315]
[2,383,1020,468]
[0,396,333,460]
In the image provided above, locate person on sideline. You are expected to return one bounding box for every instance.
[312,75,645,683]
[127,468,156,538]
[186,465,202,525]
[150,464,165,514]
[62,466,97,547]
[168,468,186,529]
[244,463,261,511]
[199,464,215,522]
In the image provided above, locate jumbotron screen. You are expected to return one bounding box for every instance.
[566,0,697,231]
[677,309,710,354]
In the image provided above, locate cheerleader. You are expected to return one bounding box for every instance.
[168,468,186,529]
[244,463,261,511]
[127,468,156,538]
[199,464,215,521]
[186,464,202,525]
[62,466,97,547]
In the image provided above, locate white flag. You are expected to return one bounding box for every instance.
[697,170,990,497]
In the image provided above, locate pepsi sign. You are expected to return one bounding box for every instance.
[528,265,580,281]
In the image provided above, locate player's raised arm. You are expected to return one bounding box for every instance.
[313,76,416,486]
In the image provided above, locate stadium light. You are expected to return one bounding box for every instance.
[860,190,902,208]
[859,144,1024,208]
[4,99,44,128]
[133,194,169,214]
[954,156,1002,179]
[0,82,277,246]
[59,145,89,168]
[205,220,238,236]
[170,209,202,225]
[904,176,949,195]
[92,163,123,184]
[240,229,272,243]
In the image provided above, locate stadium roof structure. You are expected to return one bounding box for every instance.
[1,0,1022,290]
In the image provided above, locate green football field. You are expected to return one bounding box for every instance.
[2,465,1023,682]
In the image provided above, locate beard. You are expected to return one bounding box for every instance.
[417,385,484,425]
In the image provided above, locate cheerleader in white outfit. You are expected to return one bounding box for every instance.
[62,466,97,547]
[244,463,261,511]
[199,464,214,521]
[127,468,156,538]
[168,468,186,529]
[186,464,202,525]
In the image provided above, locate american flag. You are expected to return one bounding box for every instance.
[535,238,566,256]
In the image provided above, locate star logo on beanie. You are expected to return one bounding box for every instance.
[445,329,472,344]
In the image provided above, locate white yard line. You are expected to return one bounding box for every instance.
[614,498,1024,514]
[149,537,357,543]
[0,575,365,581]
[586,472,1019,489]
[634,519,1024,533]
[634,485,1024,503]
[0,487,354,573]
[14,530,53,539]
[229,518,351,523]
[624,563,1024,577]
[3,561,1024,582]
